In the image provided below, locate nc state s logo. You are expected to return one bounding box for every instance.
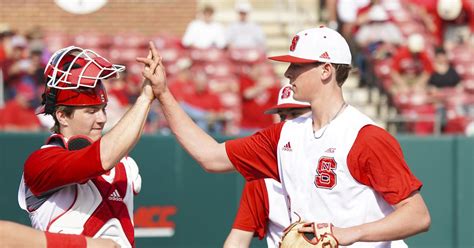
[315,157,337,189]
[281,86,292,99]
[290,35,299,51]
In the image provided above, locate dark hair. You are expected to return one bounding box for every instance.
[434,46,446,55]
[333,63,352,86]
[51,105,75,133]
[203,5,214,14]
[314,62,352,87]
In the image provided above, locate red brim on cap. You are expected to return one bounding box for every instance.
[264,103,311,114]
[268,55,318,63]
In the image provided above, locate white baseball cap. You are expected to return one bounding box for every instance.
[368,5,389,22]
[408,33,424,53]
[235,2,252,13]
[437,0,462,21]
[269,26,351,65]
[265,84,311,114]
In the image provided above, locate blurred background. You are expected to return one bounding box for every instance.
[0,0,472,247]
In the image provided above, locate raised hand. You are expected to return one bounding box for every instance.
[136,41,168,97]
[139,49,155,101]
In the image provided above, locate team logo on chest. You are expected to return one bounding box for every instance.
[314,156,337,189]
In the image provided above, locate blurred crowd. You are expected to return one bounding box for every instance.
[0,0,473,135]
[0,2,277,136]
[328,0,474,135]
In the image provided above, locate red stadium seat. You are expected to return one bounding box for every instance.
[228,47,266,63]
[112,33,148,48]
[400,104,436,135]
[43,31,72,52]
[151,35,182,49]
[109,47,148,63]
[373,59,392,79]
[202,62,236,77]
[189,48,227,62]
[74,33,112,49]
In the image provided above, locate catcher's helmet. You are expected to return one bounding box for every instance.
[38,46,125,114]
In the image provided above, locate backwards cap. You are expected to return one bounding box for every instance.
[269,26,351,65]
[38,46,125,114]
[264,84,310,114]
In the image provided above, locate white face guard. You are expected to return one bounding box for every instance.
[45,46,125,90]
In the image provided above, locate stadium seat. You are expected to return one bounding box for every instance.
[74,33,112,49]
[228,47,266,63]
[189,48,227,62]
[112,33,148,48]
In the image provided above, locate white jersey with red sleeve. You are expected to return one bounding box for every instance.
[18,135,141,248]
[232,179,291,248]
[226,105,422,248]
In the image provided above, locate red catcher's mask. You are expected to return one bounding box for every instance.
[38,46,125,114]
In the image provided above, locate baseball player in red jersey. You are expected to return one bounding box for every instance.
[140,27,431,247]
[224,84,311,248]
[18,43,160,247]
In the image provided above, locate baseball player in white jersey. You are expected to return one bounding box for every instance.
[139,27,431,247]
[18,43,160,247]
[224,84,311,248]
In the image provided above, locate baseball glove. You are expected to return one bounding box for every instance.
[279,219,338,248]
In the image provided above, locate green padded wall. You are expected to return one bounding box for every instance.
[0,133,472,247]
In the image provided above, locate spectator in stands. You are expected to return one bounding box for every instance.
[332,0,370,54]
[168,57,196,100]
[238,64,279,135]
[169,58,225,133]
[436,0,474,48]
[390,34,433,94]
[411,0,473,46]
[1,35,31,100]
[0,82,41,132]
[0,24,14,65]
[226,2,266,49]
[182,5,227,49]
[427,47,462,91]
[354,2,403,47]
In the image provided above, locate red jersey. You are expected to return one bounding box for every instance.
[239,74,279,129]
[0,100,40,131]
[392,47,433,75]
[233,179,290,247]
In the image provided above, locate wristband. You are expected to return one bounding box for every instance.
[45,232,87,248]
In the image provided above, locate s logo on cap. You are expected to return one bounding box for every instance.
[281,86,292,99]
[289,35,299,52]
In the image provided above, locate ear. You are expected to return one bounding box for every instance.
[55,110,69,127]
[320,63,333,82]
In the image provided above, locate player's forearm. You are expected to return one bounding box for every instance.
[157,89,234,172]
[100,94,152,170]
[223,229,253,248]
[338,192,431,244]
[0,221,47,247]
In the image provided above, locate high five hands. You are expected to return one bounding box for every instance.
[136,41,168,99]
